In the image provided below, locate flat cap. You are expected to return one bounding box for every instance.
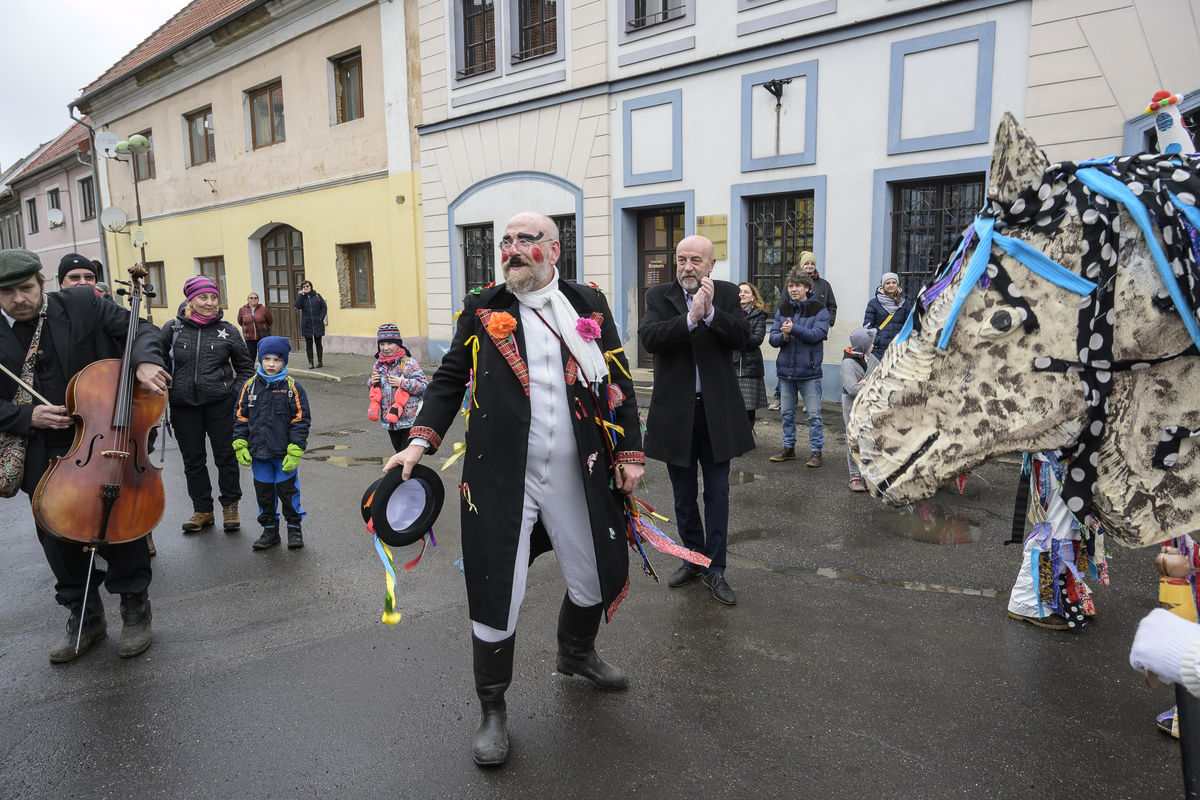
[0,249,43,287]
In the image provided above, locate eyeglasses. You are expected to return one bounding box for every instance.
[498,233,556,255]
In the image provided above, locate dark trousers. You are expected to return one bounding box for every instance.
[36,525,151,608]
[171,397,242,513]
[387,427,411,453]
[245,338,259,360]
[304,337,323,364]
[665,403,731,573]
[252,459,304,529]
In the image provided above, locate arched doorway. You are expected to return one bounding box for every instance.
[261,225,305,347]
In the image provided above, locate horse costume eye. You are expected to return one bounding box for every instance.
[981,308,1021,339]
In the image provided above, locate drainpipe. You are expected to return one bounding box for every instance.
[67,104,109,280]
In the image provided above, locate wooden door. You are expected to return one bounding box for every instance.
[262,225,306,347]
[636,207,684,366]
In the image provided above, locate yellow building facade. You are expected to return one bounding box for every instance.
[74,0,425,356]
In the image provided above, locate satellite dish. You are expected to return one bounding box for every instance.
[100,206,128,233]
[47,208,65,228]
[95,131,120,158]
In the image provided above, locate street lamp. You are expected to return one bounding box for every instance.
[109,134,156,319]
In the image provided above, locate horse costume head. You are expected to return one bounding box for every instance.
[849,112,1200,547]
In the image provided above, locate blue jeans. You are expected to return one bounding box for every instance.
[779,376,823,452]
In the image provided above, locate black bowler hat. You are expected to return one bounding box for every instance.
[360,464,445,547]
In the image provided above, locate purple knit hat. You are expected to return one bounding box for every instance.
[183,275,220,301]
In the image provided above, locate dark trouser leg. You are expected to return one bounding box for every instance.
[388,427,411,453]
[204,396,242,508]
[275,474,304,527]
[747,409,755,424]
[314,337,323,366]
[37,525,106,608]
[555,594,627,689]
[696,411,732,574]
[171,403,214,512]
[305,338,314,365]
[247,339,259,360]
[472,633,514,767]
[253,477,279,529]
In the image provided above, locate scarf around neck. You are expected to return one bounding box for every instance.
[875,287,901,314]
[257,365,288,384]
[190,311,218,325]
[511,266,609,385]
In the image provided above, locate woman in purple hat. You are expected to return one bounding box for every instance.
[162,275,255,534]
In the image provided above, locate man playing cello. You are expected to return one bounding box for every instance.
[0,250,169,662]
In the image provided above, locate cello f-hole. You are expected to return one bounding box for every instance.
[74,433,104,468]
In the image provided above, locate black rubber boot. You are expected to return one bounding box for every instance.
[287,525,304,550]
[471,633,514,767]
[253,528,280,550]
[555,594,627,690]
[117,593,152,658]
[49,596,106,664]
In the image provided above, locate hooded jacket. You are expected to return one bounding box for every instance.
[769,296,830,381]
[162,306,254,406]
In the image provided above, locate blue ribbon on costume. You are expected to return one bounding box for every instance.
[1075,167,1200,350]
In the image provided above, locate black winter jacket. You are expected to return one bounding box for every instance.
[733,306,767,378]
[233,373,311,459]
[162,308,254,406]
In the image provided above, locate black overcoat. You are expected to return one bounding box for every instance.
[410,280,642,629]
[639,279,754,466]
[0,287,166,493]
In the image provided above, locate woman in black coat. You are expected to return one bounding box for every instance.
[163,276,254,533]
[735,282,768,425]
[862,271,912,354]
[293,279,327,368]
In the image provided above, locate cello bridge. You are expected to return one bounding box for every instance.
[101,450,130,459]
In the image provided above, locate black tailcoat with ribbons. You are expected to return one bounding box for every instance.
[639,279,754,466]
[410,280,642,630]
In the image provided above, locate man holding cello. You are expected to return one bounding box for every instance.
[0,249,169,663]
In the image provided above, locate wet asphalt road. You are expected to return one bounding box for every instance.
[0,374,1186,799]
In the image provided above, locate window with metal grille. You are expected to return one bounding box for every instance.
[187,107,215,165]
[461,0,496,77]
[552,214,576,281]
[79,176,96,220]
[334,52,363,123]
[249,82,285,149]
[890,175,985,300]
[629,0,686,30]
[746,193,814,311]
[463,224,494,293]
[133,130,155,181]
[1148,107,1200,153]
[516,1,557,61]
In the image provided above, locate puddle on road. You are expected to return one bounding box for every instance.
[307,443,379,468]
[808,565,1007,599]
[729,471,765,485]
[872,501,983,545]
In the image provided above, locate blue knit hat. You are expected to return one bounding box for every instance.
[257,335,290,365]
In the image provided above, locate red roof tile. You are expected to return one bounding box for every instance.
[12,120,91,182]
[80,0,261,97]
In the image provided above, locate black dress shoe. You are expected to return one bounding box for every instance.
[702,571,737,605]
[668,564,701,587]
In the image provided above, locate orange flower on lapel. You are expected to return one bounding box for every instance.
[486,311,517,339]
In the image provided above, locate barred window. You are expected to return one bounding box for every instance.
[462,224,494,293]
[552,214,576,281]
[516,1,557,61]
[630,0,686,30]
[461,0,496,78]
[746,193,814,311]
[890,175,985,299]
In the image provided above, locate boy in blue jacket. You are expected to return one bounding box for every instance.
[768,270,830,466]
[232,336,311,550]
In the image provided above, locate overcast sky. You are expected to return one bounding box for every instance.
[0,0,173,172]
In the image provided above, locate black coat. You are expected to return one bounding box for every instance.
[162,308,254,407]
[293,292,327,338]
[639,279,754,466]
[0,287,166,494]
[863,293,912,353]
[409,280,642,630]
[733,306,767,378]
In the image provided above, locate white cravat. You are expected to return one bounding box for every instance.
[511,267,609,386]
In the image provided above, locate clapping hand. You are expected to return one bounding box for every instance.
[688,277,715,324]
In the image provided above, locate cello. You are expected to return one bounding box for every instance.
[32,263,167,545]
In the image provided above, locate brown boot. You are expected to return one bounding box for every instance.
[181,511,214,533]
[806,451,823,468]
[769,447,796,462]
[222,503,240,532]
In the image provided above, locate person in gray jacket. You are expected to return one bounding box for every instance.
[841,327,879,492]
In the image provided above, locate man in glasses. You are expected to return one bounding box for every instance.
[385,211,643,767]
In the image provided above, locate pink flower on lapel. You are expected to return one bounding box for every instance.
[575,317,601,342]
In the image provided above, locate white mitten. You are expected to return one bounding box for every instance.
[1130,608,1200,696]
